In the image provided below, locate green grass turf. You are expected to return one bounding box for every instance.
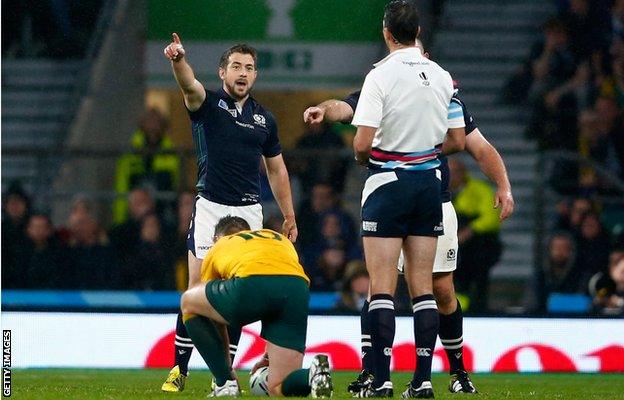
[10,369,624,399]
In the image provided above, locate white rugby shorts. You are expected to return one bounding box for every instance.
[398,201,458,273]
[187,195,263,259]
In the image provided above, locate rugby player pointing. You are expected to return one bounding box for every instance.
[162,33,298,392]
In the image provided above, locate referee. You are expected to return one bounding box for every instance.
[161,34,298,392]
[351,1,465,398]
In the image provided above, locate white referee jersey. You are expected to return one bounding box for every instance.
[352,47,464,171]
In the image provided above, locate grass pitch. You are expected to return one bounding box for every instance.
[11,369,624,399]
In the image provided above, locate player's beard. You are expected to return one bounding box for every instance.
[225,80,252,101]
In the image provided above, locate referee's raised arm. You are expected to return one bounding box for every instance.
[164,33,206,111]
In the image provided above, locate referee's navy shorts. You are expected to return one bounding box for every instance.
[360,169,443,238]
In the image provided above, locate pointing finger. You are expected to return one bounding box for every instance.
[172,33,181,44]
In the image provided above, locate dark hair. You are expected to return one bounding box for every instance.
[383,0,420,46]
[214,215,251,237]
[219,44,258,69]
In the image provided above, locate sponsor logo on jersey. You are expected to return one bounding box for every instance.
[418,71,430,86]
[235,121,255,130]
[434,223,444,232]
[362,221,378,232]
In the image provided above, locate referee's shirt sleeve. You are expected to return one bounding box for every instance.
[262,111,282,157]
[352,73,383,128]
[447,96,466,129]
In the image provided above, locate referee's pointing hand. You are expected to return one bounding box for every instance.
[164,33,185,62]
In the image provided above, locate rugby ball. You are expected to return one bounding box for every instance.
[249,366,270,396]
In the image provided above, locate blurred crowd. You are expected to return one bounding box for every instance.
[2,0,104,59]
[506,0,624,194]
[506,0,624,315]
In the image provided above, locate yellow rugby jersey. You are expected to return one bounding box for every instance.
[200,229,310,284]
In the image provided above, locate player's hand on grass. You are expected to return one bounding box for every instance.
[303,106,325,124]
[495,189,515,221]
[282,215,298,243]
[164,33,185,62]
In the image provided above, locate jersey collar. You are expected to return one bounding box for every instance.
[373,46,424,67]
[218,87,256,110]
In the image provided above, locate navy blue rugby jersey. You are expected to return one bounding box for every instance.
[188,88,282,206]
[344,90,478,202]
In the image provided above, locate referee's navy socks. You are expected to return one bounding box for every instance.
[439,299,465,373]
[411,294,439,387]
[369,294,395,387]
[174,311,193,375]
[360,300,373,373]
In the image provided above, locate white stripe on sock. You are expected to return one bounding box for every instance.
[175,335,193,342]
[413,303,438,313]
[368,303,395,311]
[412,299,437,312]
[443,343,463,350]
[361,341,372,347]
[441,336,463,344]
[175,341,195,348]
[361,334,371,339]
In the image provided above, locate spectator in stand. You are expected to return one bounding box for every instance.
[1,182,32,287]
[308,245,348,292]
[559,0,612,60]
[536,232,583,312]
[294,116,348,194]
[554,197,594,233]
[113,108,180,224]
[21,213,67,289]
[301,211,362,279]
[590,253,624,315]
[110,187,158,269]
[297,182,357,249]
[504,18,577,104]
[172,191,196,291]
[66,210,121,289]
[126,213,175,290]
[449,158,502,313]
[334,261,370,312]
[575,212,612,282]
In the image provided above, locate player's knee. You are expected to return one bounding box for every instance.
[180,290,195,315]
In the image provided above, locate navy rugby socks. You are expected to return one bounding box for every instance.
[368,294,395,387]
[174,312,193,375]
[439,299,465,373]
[411,294,439,387]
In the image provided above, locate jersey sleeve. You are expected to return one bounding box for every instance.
[187,89,213,122]
[262,111,282,157]
[447,96,466,129]
[342,90,361,113]
[453,93,478,135]
[351,73,384,128]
